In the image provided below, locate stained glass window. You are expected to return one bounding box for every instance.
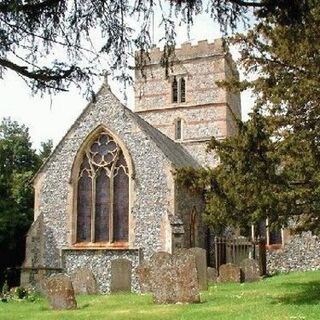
[76,131,129,244]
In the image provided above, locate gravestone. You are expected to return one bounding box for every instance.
[188,247,208,290]
[145,251,200,304]
[110,259,132,292]
[136,263,152,293]
[34,270,48,295]
[240,258,260,282]
[149,252,176,303]
[207,267,218,283]
[174,250,200,303]
[219,263,241,283]
[70,268,98,294]
[46,274,77,310]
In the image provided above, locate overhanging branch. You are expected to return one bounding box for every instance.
[0,0,62,13]
[0,57,75,82]
[228,0,266,7]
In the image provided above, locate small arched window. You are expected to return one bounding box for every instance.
[76,131,129,244]
[175,118,182,140]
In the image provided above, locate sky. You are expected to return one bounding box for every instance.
[0,9,254,150]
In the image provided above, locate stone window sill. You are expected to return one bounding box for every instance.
[266,244,283,251]
[69,242,130,250]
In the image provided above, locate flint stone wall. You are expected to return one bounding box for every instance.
[138,106,222,141]
[267,232,320,274]
[62,249,140,294]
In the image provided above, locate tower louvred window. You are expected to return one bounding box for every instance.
[180,78,186,103]
[172,76,178,103]
[172,76,186,103]
[76,131,129,244]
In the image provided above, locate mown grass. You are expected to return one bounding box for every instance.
[1,270,320,320]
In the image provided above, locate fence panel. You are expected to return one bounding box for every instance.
[211,237,266,275]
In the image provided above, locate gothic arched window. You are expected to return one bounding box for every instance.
[76,131,129,244]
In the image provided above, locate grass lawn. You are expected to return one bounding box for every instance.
[1,270,320,320]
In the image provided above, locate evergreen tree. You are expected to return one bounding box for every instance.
[0,118,52,286]
[178,0,320,234]
[0,0,310,95]
[39,139,53,162]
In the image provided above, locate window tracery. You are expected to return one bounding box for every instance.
[76,131,129,244]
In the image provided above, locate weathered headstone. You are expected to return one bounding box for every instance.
[207,267,218,284]
[110,259,132,292]
[174,251,200,303]
[46,274,77,310]
[70,268,98,294]
[146,251,200,304]
[136,263,152,293]
[218,263,241,283]
[240,258,260,282]
[149,252,176,303]
[188,247,208,290]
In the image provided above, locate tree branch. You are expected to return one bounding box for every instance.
[0,0,61,13]
[0,57,75,82]
[228,0,266,8]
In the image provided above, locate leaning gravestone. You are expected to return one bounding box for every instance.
[240,258,260,282]
[144,251,200,304]
[70,268,98,294]
[219,263,241,283]
[110,259,132,292]
[46,274,77,310]
[188,247,208,290]
[207,267,218,283]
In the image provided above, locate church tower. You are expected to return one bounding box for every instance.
[134,39,241,166]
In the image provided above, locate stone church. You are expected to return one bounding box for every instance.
[22,39,242,293]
